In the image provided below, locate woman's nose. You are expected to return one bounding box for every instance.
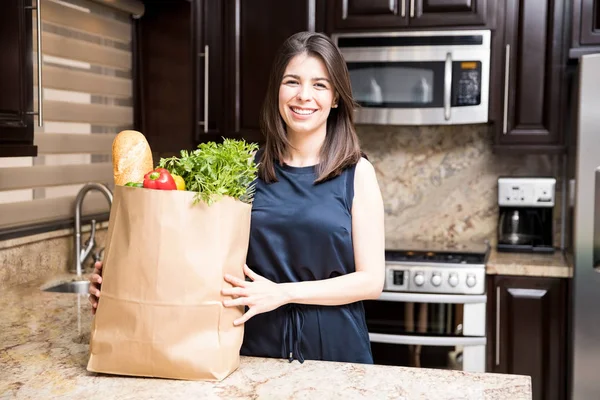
[296,84,311,101]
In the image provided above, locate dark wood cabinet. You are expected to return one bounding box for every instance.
[220,0,326,143]
[486,275,568,400]
[136,0,226,158]
[570,0,600,58]
[491,0,568,153]
[328,0,493,31]
[410,0,491,27]
[0,0,37,157]
[136,0,325,154]
[330,0,408,30]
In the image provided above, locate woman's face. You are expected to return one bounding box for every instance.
[278,53,337,137]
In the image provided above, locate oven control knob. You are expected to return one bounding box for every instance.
[431,273,442,286]
[466,274,477,288]
[448,273,459,287]
[414,272,425,286]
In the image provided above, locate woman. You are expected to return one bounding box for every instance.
[89,31,385,364]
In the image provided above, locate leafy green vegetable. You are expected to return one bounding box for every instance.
[158,138,259,206]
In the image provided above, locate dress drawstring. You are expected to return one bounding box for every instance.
[282,304,305,363]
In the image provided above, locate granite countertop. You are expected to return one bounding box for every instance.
[1,275,532,399]
[486,249,571,278]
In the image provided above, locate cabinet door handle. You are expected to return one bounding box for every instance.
[400,0,405,17]
[342,0,348,19]
[444,52,452,121]
[495,286,500,366]
[594,167,600,269]
[507,288,547,298]
[410,0,415,18]
[198,45,209,133]
[502,44,510,134]
[26,0,43,127]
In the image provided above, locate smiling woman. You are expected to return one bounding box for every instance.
[219,32,386,365]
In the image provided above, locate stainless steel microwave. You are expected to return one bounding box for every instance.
[331,30,491,126]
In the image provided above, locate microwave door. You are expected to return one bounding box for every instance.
[340,43,490,125]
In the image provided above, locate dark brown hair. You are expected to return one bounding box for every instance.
[258,31,362,184]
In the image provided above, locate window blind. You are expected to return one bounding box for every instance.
[0,0,136,231]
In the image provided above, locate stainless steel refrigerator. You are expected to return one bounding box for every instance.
[568,52,600,400]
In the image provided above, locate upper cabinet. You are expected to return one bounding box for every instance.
[0,0,38,157]
[219,0,326,143]
[570,0,600,58]
[490,0,568,153]
[328,0,495,31]
[136,0,325,154]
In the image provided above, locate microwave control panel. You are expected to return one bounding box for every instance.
[451,61,482,107]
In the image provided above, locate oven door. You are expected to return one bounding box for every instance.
[365,292,486,372]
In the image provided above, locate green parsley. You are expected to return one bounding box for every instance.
[158,138,259,206]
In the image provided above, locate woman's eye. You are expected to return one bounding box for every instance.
[284,80,298,85]
[315,83,327,89]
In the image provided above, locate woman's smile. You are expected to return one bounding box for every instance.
[289,105,318,118]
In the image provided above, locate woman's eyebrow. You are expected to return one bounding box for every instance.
[282,74,331,83]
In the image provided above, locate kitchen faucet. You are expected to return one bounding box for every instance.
[73,182,113,278]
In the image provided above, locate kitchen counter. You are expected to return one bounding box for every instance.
[486,249,571,278]
[1,275,532,399]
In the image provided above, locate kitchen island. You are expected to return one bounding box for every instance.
[1,275,532,399]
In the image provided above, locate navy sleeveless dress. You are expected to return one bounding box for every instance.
[240,154,373,364]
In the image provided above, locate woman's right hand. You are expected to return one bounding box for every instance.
[88,261,103,314]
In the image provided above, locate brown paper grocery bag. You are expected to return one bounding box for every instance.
[87,185,251,381]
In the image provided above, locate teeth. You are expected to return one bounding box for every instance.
[291,107,316,115]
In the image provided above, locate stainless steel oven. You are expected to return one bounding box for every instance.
[366,243,490,372]
[331,30,491,126]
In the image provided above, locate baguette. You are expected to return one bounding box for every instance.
[112,130,154,186]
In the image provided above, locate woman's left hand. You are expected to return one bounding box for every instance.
[222,264,290,326]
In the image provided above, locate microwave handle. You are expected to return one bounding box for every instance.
[378,291,487,305]
[444,52,452,121]
[369,333,486,347]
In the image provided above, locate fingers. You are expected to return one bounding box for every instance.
[90,273,102,285]
[221,287,245,297]
[224,273,247,288]
[234,308,257,326]
[223,297,250,307]
[94,261,103,272]
[88,291,99,314]
[243,264,259,281]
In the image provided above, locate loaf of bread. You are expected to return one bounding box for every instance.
[112,130,154,186]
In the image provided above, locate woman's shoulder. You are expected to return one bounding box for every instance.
[353,156,377,187]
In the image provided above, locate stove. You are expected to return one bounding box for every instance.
[384,242,490,295]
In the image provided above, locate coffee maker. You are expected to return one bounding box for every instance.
[497,177,556,253]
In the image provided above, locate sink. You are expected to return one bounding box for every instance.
[42,280,90,294]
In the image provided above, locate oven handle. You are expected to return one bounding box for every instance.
[369,333,486,347]
[378,291,487,305]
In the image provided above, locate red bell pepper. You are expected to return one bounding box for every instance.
[143,168,177,190]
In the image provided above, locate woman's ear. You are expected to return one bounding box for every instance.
[332,93,340,108]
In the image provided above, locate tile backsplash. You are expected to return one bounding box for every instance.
[357,124,563,250]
